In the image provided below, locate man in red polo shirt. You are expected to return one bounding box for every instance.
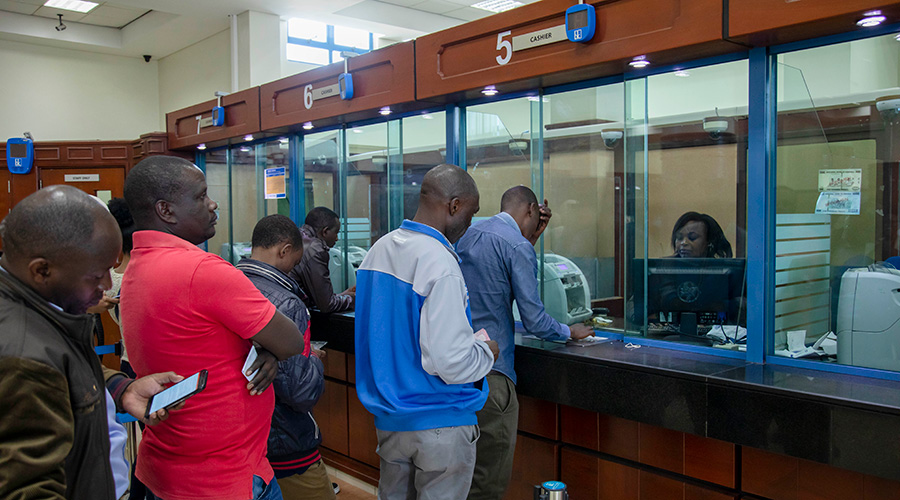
[121,156,304,500]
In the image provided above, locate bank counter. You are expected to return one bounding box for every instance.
[157,1,900,498]
[310,311,900,500]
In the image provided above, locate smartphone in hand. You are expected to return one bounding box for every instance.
[145,370,207,419]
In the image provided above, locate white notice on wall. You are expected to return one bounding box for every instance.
[815,191,860,215]
[64,174,100,182]
[818,169,861,192]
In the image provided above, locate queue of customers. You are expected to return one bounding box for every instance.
[0,156,605,500]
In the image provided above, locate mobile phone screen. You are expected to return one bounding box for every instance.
[148,371,202,415]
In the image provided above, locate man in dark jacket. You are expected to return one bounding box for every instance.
[0,186,182,500]
[238,214,335,499]
[289,207,354,313]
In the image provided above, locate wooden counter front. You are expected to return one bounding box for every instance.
[727,0,900,47]
[260,42,415,131]
[166,87,260,150]
[416,0,742,101]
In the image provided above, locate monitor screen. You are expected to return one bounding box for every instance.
[631,258,746,327]
[568,10,588,30]
[9,143,27,158]
[556,263,569,271]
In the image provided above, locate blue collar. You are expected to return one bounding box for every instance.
[400,219,460,262]
[496,211,521,234]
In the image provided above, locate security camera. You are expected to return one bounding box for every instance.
[703,116,729,139]
[55,14,66,31]
[876,95,900,119]
[600,129,623,149]
[143,55,152,63]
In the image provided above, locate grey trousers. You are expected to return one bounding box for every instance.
[468,373,519,500]
[376,425,480,500]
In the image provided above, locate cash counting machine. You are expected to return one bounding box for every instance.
[514,253,592,325]
[837,265,900,371]
[328,245,368,291]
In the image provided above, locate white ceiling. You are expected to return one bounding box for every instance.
[0,0,535,59]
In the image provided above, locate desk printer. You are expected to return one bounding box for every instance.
[329,245,367,292]
[837,265,900,371]
[514,253,592,325]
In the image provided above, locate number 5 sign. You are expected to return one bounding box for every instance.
[496,31,512,66]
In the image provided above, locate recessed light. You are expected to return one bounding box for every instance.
[244,134,253,141]
[302,122,314,130]
[471,0,523,13]
[482,85,499,96]
[239,146,251,153]
[197,143,207,150]
[43,0,98,13]
[629,56,650,69]
[857,10,886,27]
[379,107,392,116]
[674,70,690,77]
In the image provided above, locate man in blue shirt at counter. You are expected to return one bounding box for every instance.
[458,185,594,500]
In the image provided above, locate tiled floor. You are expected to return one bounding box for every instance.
[329,467,377,500]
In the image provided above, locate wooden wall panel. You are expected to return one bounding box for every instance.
[315,380,349,455]
[166,87,260,150]
[504,435,558,500]
[416,0,740,101]
[260,42,415,130]
[347,387,379,468]
[322,349,347,381]
[518,394,558,440]
[727,0,900,47]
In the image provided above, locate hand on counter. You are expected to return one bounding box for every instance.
[569,323,594,340]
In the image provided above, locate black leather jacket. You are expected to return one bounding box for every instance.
[0,269,121,500]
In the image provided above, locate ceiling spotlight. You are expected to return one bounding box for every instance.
[482,85,499,96]
[302,122,314,130]
[379,107,392,116]
[857,10,886,27]
[55,14,67,32]
[197,143,207,150]
[243,134,253,141]
[629,56,650,69]
[674,70,690,77]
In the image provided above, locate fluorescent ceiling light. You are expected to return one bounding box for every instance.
[471,0,523,14]
[44,0,99,13]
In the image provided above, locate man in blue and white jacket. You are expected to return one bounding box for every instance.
[355,164,499,500]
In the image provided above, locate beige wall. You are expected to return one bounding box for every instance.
[157,29,231,131]
[0,38,160,141]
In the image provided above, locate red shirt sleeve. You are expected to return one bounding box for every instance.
[190,256,277,340]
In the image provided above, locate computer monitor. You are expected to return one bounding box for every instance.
[632,258,746,338]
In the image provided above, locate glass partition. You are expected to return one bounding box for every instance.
[401,111,446,220]
[627,60,749,346]
[774,32,900,371]
[543,85,625,326]
[204,148,230,258]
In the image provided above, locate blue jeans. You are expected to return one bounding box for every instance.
[145,475,282,500]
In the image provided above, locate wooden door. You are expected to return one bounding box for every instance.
[38,167,125,200]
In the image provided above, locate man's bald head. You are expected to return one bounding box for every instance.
[125,155,201,228]
[500,185,538,212]
[414,164,480,244]
[419,164,479,206]
[0,185,121,314]
[1,185,115,262]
